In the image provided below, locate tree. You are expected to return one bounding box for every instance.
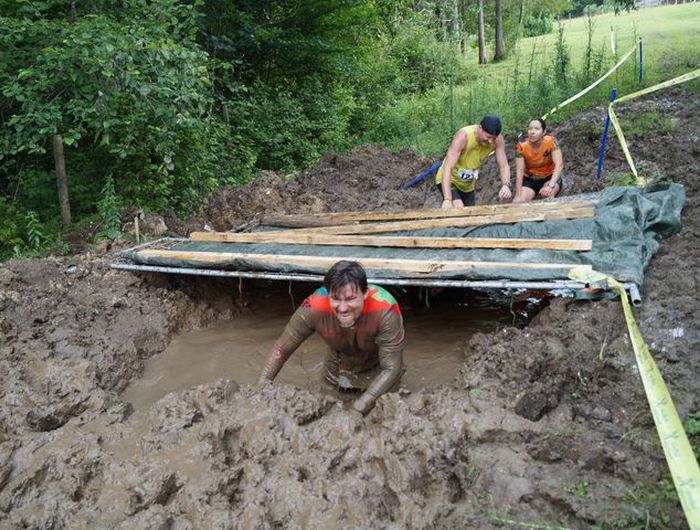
[0,0,230,216]
[478,0,487,64]
[494,0,506,61]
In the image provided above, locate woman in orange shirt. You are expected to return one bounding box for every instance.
[513,118,564,202]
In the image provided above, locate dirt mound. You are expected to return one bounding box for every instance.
[200,145,434,231]
[197,90,696,234]
[1,91,698,528]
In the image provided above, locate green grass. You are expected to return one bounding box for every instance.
[369,4,700,157]
[498,4,700,81]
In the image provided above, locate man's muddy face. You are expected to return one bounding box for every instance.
[329,283,367,328]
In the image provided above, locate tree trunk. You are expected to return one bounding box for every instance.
[494,0,505,61]
[477,0,486,64]
[460,0,468,53]
[451,0,460,50]
[53,134,71,226]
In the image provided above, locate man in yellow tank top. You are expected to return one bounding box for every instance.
[435,115,511,208]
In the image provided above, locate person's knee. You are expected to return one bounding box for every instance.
[515,189,535,202]
[452,199,465,208]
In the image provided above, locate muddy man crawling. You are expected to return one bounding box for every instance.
[259,260,405,415]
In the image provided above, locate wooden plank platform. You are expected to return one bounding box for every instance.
[190,231,593,251]
[280,207,595,235]
[138,249,591,276]
[262,199,597,227]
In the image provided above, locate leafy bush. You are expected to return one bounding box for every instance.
[24,210,46,250]
[524,12,555,38]
[0,0,224,219]
[95,175,121,241]
[0,197,23,260]
[240,80,355,172]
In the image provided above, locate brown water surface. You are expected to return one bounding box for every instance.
[122,295,509,409]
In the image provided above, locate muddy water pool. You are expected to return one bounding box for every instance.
[123,293,514,409]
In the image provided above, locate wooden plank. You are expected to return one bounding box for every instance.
[262,199,597,227]
[138,249,592,275]
[190,231,593,251]
[282,207,595,235]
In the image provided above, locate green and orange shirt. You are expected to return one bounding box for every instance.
[262,285,404,405]
[515,134,559,179]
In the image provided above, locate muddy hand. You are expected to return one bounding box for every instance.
[498,184,512,201]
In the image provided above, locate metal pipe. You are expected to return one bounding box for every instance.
[625,282,642,306]
[109,262,588,291]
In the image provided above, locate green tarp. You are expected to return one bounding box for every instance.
[123,184,685,286]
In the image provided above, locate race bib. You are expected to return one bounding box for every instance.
[457,168,479,182]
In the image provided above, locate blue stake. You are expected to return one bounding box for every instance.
[639,39,643,82]
[399,160,442,190]
[597,87,617,180]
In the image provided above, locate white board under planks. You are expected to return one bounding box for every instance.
[262,199,597,227]
[137,249,592,276]
[190,231,593,251]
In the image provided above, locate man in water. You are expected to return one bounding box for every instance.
[436,114,512,208]
[259,260,404,415]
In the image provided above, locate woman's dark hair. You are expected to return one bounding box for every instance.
[530,117,546,131]
[324,260,368,294]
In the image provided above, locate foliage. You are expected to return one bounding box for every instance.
[0,196,23,259]
[0,0,698,256]
[0,0,233,220]
[524,12,555,38]
[237,80,355,172]
[566,0,636,17]
[95,175,121,241]
[197,0,375,85]
[552,21,571,88]
[24,210,46,250]
[683,404,700,459]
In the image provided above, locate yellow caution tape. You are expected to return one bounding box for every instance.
[614,69,700,104]
[606,69,700,187]
[542,45,636,121]
[569,268,700,530]
[607,104,643,186]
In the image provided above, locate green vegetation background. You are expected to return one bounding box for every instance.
[0,1,698,257]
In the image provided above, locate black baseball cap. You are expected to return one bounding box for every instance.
[480,115,502,136]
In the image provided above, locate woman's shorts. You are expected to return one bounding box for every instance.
[522,175,564,195]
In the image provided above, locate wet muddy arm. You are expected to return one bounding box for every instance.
[353,311,405,414]
[514,156,525,200]
[259,308,316,383]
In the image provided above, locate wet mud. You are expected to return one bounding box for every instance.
[122,290,510,410]
[1,91,698,528]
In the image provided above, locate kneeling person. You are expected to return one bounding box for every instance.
[513,118,564,202]
[259,260,404,415]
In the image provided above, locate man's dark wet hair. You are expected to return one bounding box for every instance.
[480,115,502,136]
[324,260,368,294]
[530,117,546,131]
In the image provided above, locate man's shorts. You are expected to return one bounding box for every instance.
[522,175,565,195]
[435,184,475,206]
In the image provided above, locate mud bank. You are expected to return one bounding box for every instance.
[1,92,698,528]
